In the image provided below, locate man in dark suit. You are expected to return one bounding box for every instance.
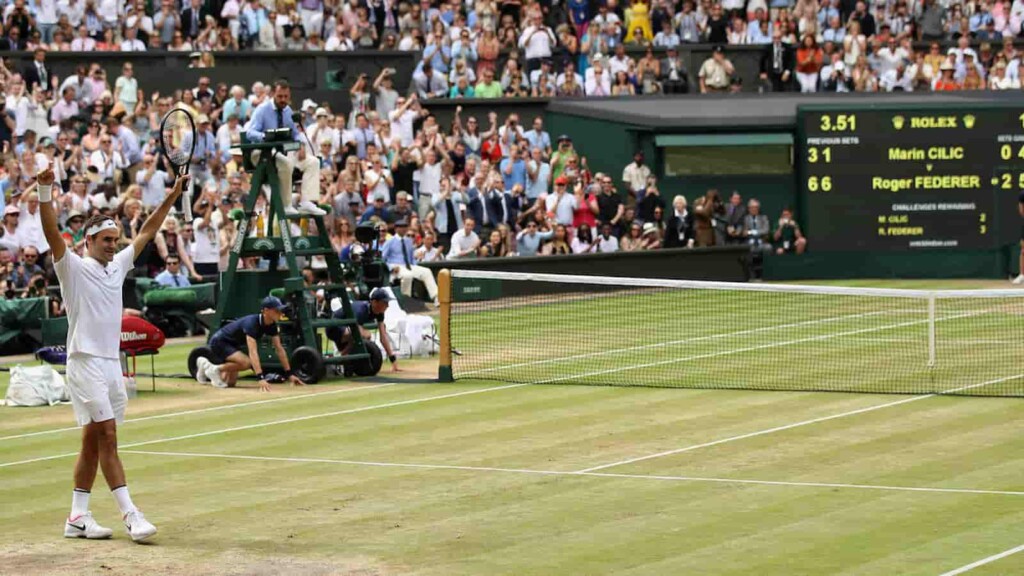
[659,46,690,94]
[487,183,517,229]
[0,24,26,51]
[464,178,487,235]
[759,29,794,92]
[181,0,210,40]
[22,47,52,93]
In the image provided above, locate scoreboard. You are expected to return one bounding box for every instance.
[798,104,1024,251]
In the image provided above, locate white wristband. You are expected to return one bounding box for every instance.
[37,183,53,203]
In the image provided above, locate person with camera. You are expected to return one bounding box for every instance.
[245,79,325,216]
[189,114,217,185]
[497,113,525,157]
[773,207,807,255]
[372,68,399,118]
[381,218,439,305]
[499,142,528,192]
[638,180,665,224]
[692,192,717,247]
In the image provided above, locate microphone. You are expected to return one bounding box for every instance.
[294,113,320,163]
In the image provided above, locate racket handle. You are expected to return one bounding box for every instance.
[183,185,193,222]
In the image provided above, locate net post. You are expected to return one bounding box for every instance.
[438,269,454,382]
[927,295,937,368]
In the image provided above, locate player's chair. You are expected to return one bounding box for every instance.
[37,315,161,392]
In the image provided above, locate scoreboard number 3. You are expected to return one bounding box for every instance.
[819,114,857,132]
[808,147,832,163]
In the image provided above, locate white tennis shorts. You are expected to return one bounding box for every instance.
[66,353,127,427]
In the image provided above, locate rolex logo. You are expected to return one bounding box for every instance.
[892,115,905,130]
[963,114,976,129]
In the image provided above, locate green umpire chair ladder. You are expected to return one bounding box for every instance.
[191,134,372,383]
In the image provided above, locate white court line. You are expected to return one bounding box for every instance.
[539,310,982,387]
[119,449,1024,498]
[845,338,1020,346]
[0,383,397,443]
[0,383,527,470]
[938,543,1024,575]
[463,309,907,376]
[575,373,1024,473]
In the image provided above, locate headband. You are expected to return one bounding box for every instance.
[86,219,118,237]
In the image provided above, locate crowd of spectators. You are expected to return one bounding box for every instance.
[0,44,810,305]
[0,0,1016,96]
[13,0,990,304]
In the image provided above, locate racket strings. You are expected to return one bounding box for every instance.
[161,110,195,170]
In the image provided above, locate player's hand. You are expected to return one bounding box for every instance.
[289,375,306,386]
[37,167,54,186]
[258,379,272,392]
[169,174,191,200]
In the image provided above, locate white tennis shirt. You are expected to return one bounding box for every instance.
[54,245,135,359]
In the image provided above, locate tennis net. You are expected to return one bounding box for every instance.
[439,270,1024,396]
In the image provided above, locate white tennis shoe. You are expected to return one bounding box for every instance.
[204,363,228,388]
[297,200,326,216]
[1013,274,1024,285]
[195,357,210,384]
[124,510,157,542]
[64,512,113,539]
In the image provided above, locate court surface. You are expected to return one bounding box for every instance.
[0,281,1022,575]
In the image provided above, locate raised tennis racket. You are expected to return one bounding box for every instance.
[159,108,196,221]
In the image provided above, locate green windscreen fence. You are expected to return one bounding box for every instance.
[657,133,794,176]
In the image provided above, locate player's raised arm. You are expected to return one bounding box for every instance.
[132,174,190,256]
[36,168,66,263]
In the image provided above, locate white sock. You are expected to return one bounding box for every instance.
[70,488,90,518]
[111,485,137,516]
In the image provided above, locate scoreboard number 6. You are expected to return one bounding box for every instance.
[807,176,832,192]
[808,147,832,163]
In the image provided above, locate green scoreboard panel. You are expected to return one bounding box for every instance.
[798,104,1024,251]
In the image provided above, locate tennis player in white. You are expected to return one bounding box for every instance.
[39,167,189,543]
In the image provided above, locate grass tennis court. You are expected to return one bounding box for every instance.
[449,274,1024,396]
[1,280,1023,575]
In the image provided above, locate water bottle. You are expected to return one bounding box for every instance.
[124,376,137,399]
